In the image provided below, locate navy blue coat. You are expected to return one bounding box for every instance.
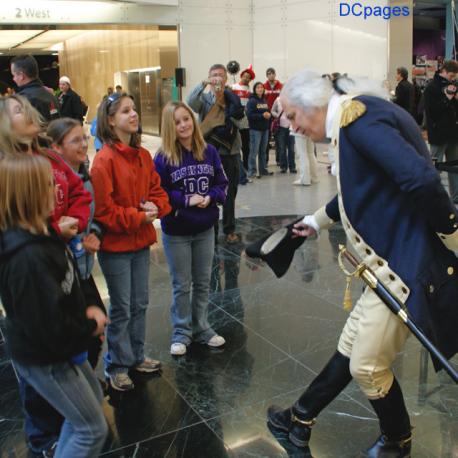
[246,94,270,131]
[326,95,458,364]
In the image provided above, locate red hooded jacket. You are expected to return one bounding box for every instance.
[44,150,91,233]
[91,142,171,253]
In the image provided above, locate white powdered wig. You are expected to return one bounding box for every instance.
[281,68,389,112]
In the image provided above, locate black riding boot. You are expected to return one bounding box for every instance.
[267,350,352,448]
[360,377,412,458]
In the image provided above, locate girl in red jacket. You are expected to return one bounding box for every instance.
[91,93,171,391]
[0,95,91,236]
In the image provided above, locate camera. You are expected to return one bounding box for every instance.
[444,81,457,95]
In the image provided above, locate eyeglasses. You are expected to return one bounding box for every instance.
[65,135,90,146]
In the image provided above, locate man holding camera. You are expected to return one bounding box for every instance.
[187,64,244,244]
[424,60,458,204]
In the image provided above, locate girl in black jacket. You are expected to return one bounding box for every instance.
[246,82,272,178]
[0,154,108,458]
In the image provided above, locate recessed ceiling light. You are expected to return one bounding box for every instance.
[98,50,109,53]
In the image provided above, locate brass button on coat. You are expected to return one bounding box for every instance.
[447,267,454,275]
[429,285,434,293]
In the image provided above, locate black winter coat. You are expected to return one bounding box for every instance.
[424,73,458,145]
[16,79,60,123]
[394,79,414,115]
[59,88,84,122]
[0,228,96,365]
[246,94,270,131]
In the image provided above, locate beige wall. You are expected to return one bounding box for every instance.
[59,27,178,120]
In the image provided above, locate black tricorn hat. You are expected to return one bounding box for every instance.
[245,218,306,278]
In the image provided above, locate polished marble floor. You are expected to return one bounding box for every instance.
[0,148,457,457]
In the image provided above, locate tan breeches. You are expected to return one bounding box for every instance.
[337,287,410,399]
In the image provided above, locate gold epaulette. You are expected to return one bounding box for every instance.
[340,99,366,127]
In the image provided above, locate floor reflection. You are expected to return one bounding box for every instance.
[0,215,456,458]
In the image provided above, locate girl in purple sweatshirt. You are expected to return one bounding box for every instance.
[154,101,228,356]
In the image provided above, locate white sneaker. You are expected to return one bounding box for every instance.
[207,335,226,348]
[170,343,187,355]
[292,180,311,186]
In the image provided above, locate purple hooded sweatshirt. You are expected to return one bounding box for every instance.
[154,144,228,236]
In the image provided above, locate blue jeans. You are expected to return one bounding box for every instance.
[19,375,63,454]
[430,142,458,203]
[248,129,269,176]
[98,248,150,375]
[162,228,216,344]
[277,126,296,171]
[14,360,107,458]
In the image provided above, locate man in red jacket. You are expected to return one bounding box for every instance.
[263,68,283,165]
[263,67,283,110]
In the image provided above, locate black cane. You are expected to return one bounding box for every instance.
[434,159,458,174]
[338,245,458,384]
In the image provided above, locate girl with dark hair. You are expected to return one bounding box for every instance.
[47,117,107,369]
[91,93,171,391]
[246,82,272,178]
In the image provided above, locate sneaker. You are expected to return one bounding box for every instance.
[134,357,161,373]
[293,180,310,186]
[261,171,274,176]
[207,334,226,347]
[170,343,187,355]
[290,169,297,174]
[107,372,134,391]
[280,169,287,173]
